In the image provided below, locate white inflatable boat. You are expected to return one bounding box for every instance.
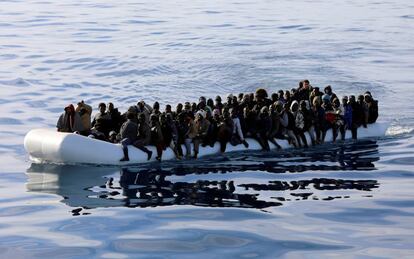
[24,122,389,166]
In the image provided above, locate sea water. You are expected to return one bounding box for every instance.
[0,0,413,258]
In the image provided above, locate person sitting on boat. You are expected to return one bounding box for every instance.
[276,102,297,147]
[300,100,316,146]
[107,102,122,133]
[134,101,152,123]
[57,104,85,133]
[175,103,183,118]
[214,95,224,114]
[91,102,112,137]
[206,109,220,148]
[332,98,346,142]
[217,109,234,153]
[291,100,308,148]
[256,106,272,151]
[342,96,353,139]
[229,108,249,148]
[268,103,283,148]
[160,113,181,159]
[364,92,378,124]
[150,114,164,161]
[324,85,337,102]
[192,110,210,159]
[119,112,152,162]
[312,97,326,144]
[75,100,92,135]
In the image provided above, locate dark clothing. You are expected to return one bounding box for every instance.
[108,108,122,132]
[367,100,378,124]
[137,122,151,145]
[92,112,112,136]
[120,120,138,142]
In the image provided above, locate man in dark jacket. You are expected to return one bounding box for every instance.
[120,112,152,162]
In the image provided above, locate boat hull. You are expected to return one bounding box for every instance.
[24,122,389,165]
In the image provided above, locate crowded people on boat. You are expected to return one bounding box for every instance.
[56,81,379,161]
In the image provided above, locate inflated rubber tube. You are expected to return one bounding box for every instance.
[24,122,389,166]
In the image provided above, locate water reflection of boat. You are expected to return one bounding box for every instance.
[24,123,389,165]
[26,140,381,215]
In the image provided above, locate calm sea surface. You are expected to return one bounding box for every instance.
[0,0,413,258]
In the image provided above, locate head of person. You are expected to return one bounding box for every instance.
[176,103,183,113]
[283,102,290,111]
[364,94,372,103]
[98,103,106,113]
[213,108,220,120]
[324,85,332,95]
[342,96,348,105]
[150,114,159,123]
[199,96,206,104]
[238,93,244,101]
[215,95,222,104]
[278,90,284,99]
[358,95,364,103]
[226,94,233,104]
[313,87,320,95]
[191,102,197,112]
[284,90,291,99]
[303,79,310,89]
[138,101,145,110]
[153,101,160,111]
[299,100,307,110]
[108,102,114,112]
[64,104,75,114]
[255,88,268,101]
[298,81,304,89]
[290,101,299,112]
[232,95,238,105]
[159,113,167,124]
[184,102,191,111]
[165,104,172,113]
[242,94,250,103]
[207,98,214,108]
[271,93,279,102]
[126,112,135,120]
[166,113,174,122]
[138,113,146,123]
[349,95,356,104]
[291,88,297,95]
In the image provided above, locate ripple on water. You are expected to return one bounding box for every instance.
[110,229,351,257]
[0,118,23,125]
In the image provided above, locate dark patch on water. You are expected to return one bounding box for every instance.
[26,140,382,215]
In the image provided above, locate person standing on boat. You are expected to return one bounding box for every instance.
[119,112,152,162]
[57,104,85,133]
